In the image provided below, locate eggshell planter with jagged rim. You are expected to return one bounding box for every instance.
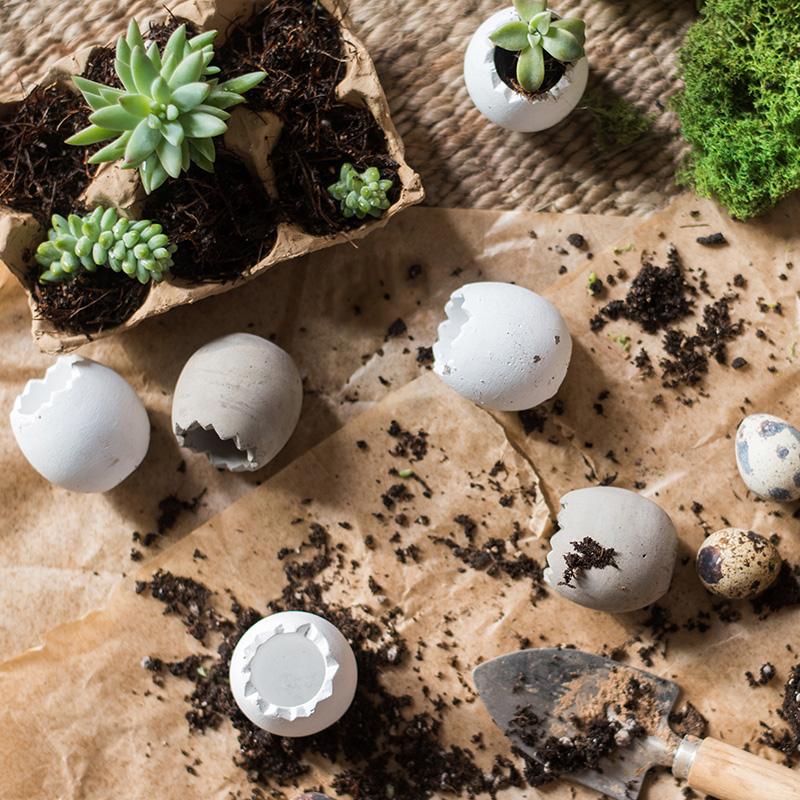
[0,0,423,355]
[464,7,588,133]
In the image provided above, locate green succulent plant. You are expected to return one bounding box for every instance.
[327,164,394,219]
[36,206,176,284]
[65,20,266,193]
[490,0,585,93]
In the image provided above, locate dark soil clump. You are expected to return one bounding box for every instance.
[783,665,800,741]
[142,153,279,283]
[751,562,800,617]
[560,537,619,587]
[494,46,566,98]
[217,0,398,235]
[0,83,93,225]
[31,265,150,334]
[592,247,695,334]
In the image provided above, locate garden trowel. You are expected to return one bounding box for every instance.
[473,648,800,800]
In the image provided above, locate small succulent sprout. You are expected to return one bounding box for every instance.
[65,20,266,193]
[490,0,585,93]
[327,164,394,219]
[36,206,176,284]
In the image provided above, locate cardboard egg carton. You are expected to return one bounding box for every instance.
[0,0,423,353]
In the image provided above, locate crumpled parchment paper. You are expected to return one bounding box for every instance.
[0,195,798,800]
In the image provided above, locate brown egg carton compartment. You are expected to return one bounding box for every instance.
[0,0,423,354]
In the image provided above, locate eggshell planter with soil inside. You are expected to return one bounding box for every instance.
[0,0,423,354]
[464,6,589,133]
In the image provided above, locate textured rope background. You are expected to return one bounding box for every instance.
[0,0,696,214]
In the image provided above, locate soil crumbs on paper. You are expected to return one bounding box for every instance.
[589,245,745,393]
[142,153,279,283]
[136,422,555,798]
[217,0,399,235]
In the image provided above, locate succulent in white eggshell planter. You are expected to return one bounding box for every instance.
[464,0,588,132]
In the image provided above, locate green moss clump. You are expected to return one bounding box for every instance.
[584,91,655,152]
[674,0,800,219]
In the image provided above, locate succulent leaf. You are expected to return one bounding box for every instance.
[327,163,394,220]
[36,205,176,284]
[551,17,586,46]
[65,124,118,146]
[492,3,585,81]
[542,26,583,62]
[67,19,266,193]
[517,42,545,92]
[489,21,530,52]
[513,0,546,22]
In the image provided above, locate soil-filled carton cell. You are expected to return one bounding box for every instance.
[0,0,423,353]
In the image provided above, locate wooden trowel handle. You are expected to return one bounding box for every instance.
[677,736,800,800]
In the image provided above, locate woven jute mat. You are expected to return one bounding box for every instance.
[0,0,696,214]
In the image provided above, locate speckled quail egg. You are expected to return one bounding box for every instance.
[735,413,800,502]
[9,355,150,493]
[696,528,781,600]
[544,486,678,613]
[432,282,572,411]
[172,333,302,472]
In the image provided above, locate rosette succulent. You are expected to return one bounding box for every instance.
[36,206,176,284]
[327,164,393,219]
[65,20,266,193]
[490,0,585,93]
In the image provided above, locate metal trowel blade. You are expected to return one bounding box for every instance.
[473,648,681,800]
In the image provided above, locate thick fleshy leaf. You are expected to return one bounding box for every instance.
[216,71,266,95]
[542,26,583,62]
[160,53,177,81]
[206,89,245,109]
[151,76,171,105]
[551,17,586,46]
[513,0,546,21]
[146,41,162,71]
[115,36,135,91]
[188,30,218,51]
[191,135,215,164]
[180,140,190,171]
[125,18,145,52]
[168,51,204,88]
[131,46,159,95]
[119,93,152,117]
[141,156,168,194]
[181,111,227,138]
[163,24,187,66]
[193,103,230,121]
[517,42,545,91]
[489,21,529,52]
[65,124,115,146]
[156,139,183,178]
[72,76,112,110]
[124,119,162,166]
[171,82,211,112]
[89,105,142,131]
[531,10,552,35]
[98,86,124,105]
[188,142,214,172]
[162,120,184,147]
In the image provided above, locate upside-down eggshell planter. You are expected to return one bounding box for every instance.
[229,610,358,737]
[433,282,572,411]
[544,486,678,613]
[9,355,150,492]
[0,0,423,355]
[171,333,302,472]
[464,7,589,133]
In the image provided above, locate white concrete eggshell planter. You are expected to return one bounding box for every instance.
[464,6,588,132]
